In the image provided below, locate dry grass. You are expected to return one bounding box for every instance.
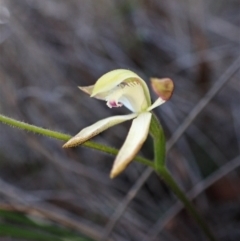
[0,0,240,240]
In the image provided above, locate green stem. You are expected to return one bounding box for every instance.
[150,113,166,168]
[151,114,217,241]
[0,114,154,168]
[157,166,217,241]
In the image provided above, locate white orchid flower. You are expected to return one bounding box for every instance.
[63,69,173,178]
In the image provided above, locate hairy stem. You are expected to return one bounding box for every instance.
[0,114,154,168]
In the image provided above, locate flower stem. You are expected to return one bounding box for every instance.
[0,114,154,168]
[157,166,217,241]
[150,113,166,168]
[150,114,217,241]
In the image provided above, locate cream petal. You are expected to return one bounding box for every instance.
[78,86,108,100]
[147,98,166,111]
[110,112,152,178]
[63,113,137,148]
[91,69,151,107]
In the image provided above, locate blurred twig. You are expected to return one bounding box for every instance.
[167,56,240,149]
[208,17,240,43]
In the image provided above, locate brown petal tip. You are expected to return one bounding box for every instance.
[78,86,94,95]
[62,141,73,148]
[150,78,174,101]
[110,172,117,179]
[62,138,82,148]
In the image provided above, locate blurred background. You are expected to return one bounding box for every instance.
[0,0,239,240]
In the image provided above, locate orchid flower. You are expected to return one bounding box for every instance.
[63,69,173,178]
